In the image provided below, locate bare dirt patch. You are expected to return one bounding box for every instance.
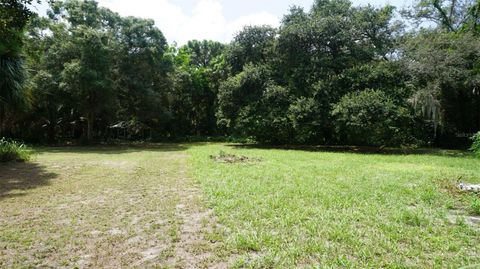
[447,210,480,231]
[437,178,480,231]
[0,147,234,268]
[167,167,233,269]
[210,151,261,164]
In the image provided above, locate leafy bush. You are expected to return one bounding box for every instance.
[0,138,32,162]
[217,64,294,144]
[287,97,321,144]
[331,89,416,147]
[470,132,480,157]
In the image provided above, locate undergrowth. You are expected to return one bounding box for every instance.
[0,138,32,162]
[470,132,480,157]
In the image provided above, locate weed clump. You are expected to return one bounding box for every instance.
[470,132,480,157]
[0,138,32,162]
[209,151,261,164]
[470,197,480,215]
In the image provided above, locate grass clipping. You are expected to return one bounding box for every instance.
[210,151,262,164]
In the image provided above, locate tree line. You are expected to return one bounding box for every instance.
[1,0,479,147]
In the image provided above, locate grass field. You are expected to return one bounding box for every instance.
[1,143,479,268]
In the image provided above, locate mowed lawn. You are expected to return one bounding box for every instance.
[1,144,479,268]
[189,144,480,268]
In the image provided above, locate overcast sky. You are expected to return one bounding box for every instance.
[33,0,414,45]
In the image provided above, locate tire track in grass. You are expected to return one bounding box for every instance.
[168,159,232,269]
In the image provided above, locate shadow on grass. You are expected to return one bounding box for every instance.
[228,144,471,157]
[35,143,191,155]
[0,162,57,201]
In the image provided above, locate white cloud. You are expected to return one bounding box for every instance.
[226,11,280,41]
[184,0,227,42]
[96,0,280,45]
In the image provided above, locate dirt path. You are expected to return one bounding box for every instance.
[0,146,232,268]
[167,157,231,268]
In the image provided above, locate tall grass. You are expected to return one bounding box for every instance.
[0,137,32,162]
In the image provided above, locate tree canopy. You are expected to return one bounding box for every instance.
[1,0,479,148]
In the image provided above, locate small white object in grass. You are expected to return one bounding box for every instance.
[458,183,480,192]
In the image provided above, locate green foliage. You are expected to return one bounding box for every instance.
[287,97,320,143]
[217,64,271,130]
[400,209,428,226]
[0,56,28,108]
[404,32,480,142]
[3,0,480,148]
[60,27,114,141]
[470,196,480,215]
[277,1,397,93]
[332,89,416,146]
[0,137,32,162]
[470,132,480,157]
[0,0,39,56]
[114,16,172,134]
[178,40,225,68]
[170,40,226,136]
[217,64,294,144]
[225,25,276,74]
[0,0,43,135]
[402,0,480,33]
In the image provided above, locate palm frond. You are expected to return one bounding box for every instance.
[0,56,28,109]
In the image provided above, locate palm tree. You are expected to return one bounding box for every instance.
[0,56,28,134]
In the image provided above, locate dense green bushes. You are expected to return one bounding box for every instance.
[0,138,32,162]
[471,132,480,157]
[332,89,416,146]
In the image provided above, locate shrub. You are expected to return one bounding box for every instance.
[0,138,32,162]
[470,132,480,157]
[287,97,321,144]
[331,89,416,147]
[217,64,294,144]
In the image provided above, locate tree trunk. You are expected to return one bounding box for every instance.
[0,107,4,137]
[0,106,9,138]
[477,93,480,132]
[47,122,56,144]
[87,112,94,142]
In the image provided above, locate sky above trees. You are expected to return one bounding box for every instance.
[33,0,413,44]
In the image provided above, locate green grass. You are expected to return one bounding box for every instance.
[1,143,479,268]
[189,144,480,268]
